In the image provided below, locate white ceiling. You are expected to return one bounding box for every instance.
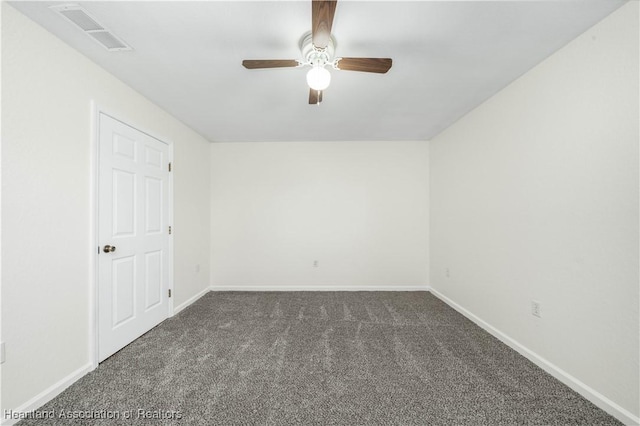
[11,1,626,142]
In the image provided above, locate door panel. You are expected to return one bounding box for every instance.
[144,177,163,234]
[144,250,162,310]
[112,256,136,327]
[98,113,170,362]
[113,169,136,236]
[145,145,163,168]
[113,132,136,160]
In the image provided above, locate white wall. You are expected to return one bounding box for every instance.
[0,2,4,417]
[210,141,429,290]
[1,3,210,415]
[429,2,638,422]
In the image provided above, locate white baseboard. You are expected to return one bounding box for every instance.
[1,363,94,426]
[429,288,639,426]
[173,286,211,315]
[210,285,429,292]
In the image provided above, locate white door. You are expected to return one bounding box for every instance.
[98,113,171,362]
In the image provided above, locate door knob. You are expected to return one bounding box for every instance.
[103,245,116,253]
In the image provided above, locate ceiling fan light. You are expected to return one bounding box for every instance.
[306,67,331,91]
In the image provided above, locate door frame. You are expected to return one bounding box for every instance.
[90,102,174,368]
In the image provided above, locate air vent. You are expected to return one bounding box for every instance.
[58,8,103,31]
[50,4,132,51]
[87,31,128,50]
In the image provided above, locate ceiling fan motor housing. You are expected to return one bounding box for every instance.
[300,31,336,67]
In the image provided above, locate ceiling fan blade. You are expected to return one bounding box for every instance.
[312,0,337,49]
[242,59,300,69]
[336,57,392,74]
[309,89,323,104]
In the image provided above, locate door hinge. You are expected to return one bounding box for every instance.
[168,225,172,235]
[168,289,172,298]
[168,162,172,172]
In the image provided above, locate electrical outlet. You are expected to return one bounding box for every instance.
[195,264,200,273]
[313,260,319,268]
[445,268,450,278]
[531,300,541,318]
[1,342,5,364]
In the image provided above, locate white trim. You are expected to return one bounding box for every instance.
[89,100,99,369]
[1,363,94,426]
[429,288,640,426]
[91,104,175,366]
[173,287,211,315]
[210,285,429,292]
[167,141,175,317]
[424,143,431,290]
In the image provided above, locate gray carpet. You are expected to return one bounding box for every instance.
[20,292,619,425]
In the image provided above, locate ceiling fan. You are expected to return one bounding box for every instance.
[242,0,392,105]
